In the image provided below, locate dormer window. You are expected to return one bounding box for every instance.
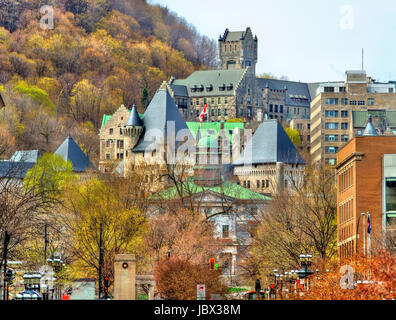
[227,83,233,91]
[219,84,226,91]
[199,85,204,92]
[206,84,213,92]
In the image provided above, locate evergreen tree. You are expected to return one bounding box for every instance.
[140,88,149,111]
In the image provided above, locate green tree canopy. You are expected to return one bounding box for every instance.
[13,81,56,113]
[285,127,301,146]
[23,153,78,201]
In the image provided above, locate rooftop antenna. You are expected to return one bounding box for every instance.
[362,48,364,71]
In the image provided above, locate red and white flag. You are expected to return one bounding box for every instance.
[199,104,208,125]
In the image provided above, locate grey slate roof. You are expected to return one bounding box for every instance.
[55,136,94,172]
[172,69,247,97]
[0,161,35,179]
[257,78,312,107]
[132,88,195,153]
[169,84,189,97]
[10,150,41,163]
[233,120,306,166]
[125,105,143,127]
[224,31,246,42]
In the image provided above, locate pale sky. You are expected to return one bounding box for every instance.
[149,0,396,83]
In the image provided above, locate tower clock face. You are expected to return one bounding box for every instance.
[122,262,128,269]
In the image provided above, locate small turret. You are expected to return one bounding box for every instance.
[123,105,143,157]
[363,115,378,136]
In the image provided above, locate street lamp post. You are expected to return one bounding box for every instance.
[298,254,314,291]
[47,256,65,300]
[273,269,278,299]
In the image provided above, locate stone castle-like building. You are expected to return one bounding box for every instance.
[168,27,312,124]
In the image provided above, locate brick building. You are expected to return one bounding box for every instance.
[336,118,396,259]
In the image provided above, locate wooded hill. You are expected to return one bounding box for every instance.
[0,0,217,163]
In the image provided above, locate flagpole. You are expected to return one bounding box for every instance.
[363,213,366,256]
[367,212,371,256]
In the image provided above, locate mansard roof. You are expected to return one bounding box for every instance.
[233,120,306,166]
[55,136,94,172]
[132,88,194,153]
[172,69,247,97]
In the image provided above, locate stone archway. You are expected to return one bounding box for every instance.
[135,275,156,300]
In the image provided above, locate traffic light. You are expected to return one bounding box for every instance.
[104,276,109,299]
[209,258,215,271]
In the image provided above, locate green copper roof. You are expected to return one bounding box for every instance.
[101,114,112,128]
[186,122,244,145]
[197,135,219,149]
[155,179,271,201]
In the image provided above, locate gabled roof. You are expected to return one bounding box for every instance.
[125,105,143,127]
[234,120,306,166]
[55,136,94,172]
[132,88,194,153]
[10,150,41,163]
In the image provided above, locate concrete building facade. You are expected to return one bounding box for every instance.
[310,70,396,165]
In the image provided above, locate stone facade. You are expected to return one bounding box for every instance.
[218,28,258,74]
[170,27,313,125]
[234,162,304,196]
[99,105,130,173]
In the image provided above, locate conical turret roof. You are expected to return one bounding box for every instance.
[125,105,143,127]
[363,115,378,136]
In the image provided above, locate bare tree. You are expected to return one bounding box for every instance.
[249,163,337,276]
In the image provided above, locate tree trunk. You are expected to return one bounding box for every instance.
[98,222,104,300]
[2,231,10,301]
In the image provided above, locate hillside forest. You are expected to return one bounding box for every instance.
[0,0,217,164]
